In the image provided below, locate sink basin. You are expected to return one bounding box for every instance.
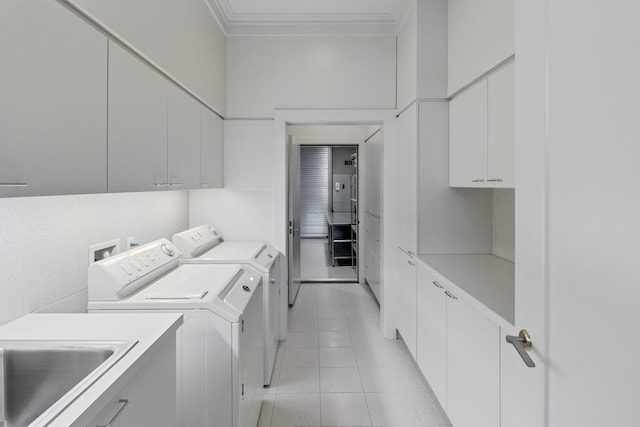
[0,340,137,426]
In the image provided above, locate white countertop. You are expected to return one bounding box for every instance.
[0,312,182,426]
[416,254,515,327]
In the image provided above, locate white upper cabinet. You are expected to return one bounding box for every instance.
[449,81,488,188]
[450,62,515,188]
[487,62,515,188]
[0,0,107,197]
[200,108,224,189]
[108,42,168,193]
[168,84,201,190]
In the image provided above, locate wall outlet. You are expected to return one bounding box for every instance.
[126,236,138,249]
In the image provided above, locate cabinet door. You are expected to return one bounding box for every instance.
[446,291,500,427]
[0,0,107,197]
[108,42,168,192]
[396,104,418,253]
[87,336,177,427]
[168,85,201,189]
[416,265,447,407]
[488,61,515,188]
[200,108,224,188]
[396,249,417,358]
[449,80,488,188]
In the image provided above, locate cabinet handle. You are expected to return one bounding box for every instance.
[97,399,130,427]
[201,182,209,188]
[432,281,444,289]
[471,179,485,183]
[487,178,503,182]
[154,183,170,187]
[444,290,458,300]
[408,250,416,256]
[169,182,183,187]
[0,183,28,187]
[408,260,415,266]
[505,330,536,368]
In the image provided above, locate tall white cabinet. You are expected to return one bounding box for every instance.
[0,0,107,197]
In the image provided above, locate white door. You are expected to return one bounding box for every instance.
[287,136,302,305]
[506,2,640,426]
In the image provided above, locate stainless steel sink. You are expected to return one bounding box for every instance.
[0,340,137,426]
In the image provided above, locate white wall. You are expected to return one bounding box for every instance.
[396,0,448,111]
[189,120,277,245]
[70,0,226,115]
[448,0,514,95]
[396,1,418,111]
[226,36,397,118]
[0,192,189,326]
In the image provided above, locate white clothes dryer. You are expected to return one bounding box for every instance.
[88,239,263,427]
[172,224,283,386]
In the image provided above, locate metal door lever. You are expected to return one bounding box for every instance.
[506,329,536,368]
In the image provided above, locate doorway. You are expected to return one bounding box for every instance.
[298,144,358,282]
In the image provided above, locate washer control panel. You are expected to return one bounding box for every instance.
[172,224,223,258]
[89,238,182,301]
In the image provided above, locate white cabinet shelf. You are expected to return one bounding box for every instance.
[449,61,515,189]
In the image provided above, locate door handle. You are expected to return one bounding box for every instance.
[505,329,536,368]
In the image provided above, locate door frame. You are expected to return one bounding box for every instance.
[274,109,397,338]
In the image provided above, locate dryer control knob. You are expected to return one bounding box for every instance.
[161,244,175,257]
[242,285,250,292]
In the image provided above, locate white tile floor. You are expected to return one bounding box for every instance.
[258,282,451,427]
[301,239,357,281]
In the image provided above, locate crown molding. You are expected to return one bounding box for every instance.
[205,0,408,36]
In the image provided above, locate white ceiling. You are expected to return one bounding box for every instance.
[205,0,412,35]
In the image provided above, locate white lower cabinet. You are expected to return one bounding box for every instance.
[416,265,447,407]
[416,262,501,427]
[396,248,417,358]
[87,335,177,427]
[446,288,500,427]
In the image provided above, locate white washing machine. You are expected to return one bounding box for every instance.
[172,224,283,386]
[88,239,263,427]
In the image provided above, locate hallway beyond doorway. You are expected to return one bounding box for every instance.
[301,238,357,282]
